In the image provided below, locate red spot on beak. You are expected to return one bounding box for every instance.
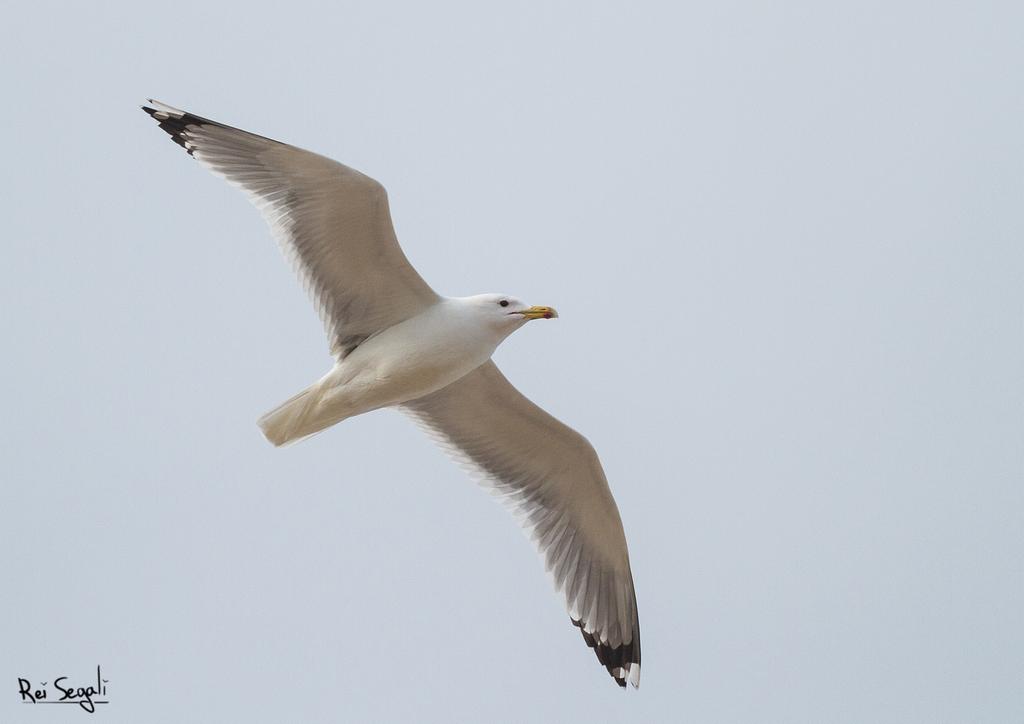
[543,312,552,319]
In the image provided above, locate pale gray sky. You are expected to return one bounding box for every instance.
[3,1,1022,722]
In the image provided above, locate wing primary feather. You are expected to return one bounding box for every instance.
[400,361,641,687]
[141,99,439,358]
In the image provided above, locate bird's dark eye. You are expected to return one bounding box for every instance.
[499,300,509,307]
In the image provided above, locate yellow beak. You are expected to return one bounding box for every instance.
[518,305,559,320]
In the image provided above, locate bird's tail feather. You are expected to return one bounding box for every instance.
[258,383,346,446]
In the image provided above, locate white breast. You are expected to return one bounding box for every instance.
[323,299,503,415]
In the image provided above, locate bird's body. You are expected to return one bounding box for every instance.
[261,295,537,445]
[143,100,641,688]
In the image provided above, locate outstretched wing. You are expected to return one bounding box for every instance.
[142,100,439,357]
[402,361,641,688]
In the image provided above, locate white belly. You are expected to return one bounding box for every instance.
[318,303,500,417]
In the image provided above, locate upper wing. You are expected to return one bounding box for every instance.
[142,100,439,358]
[402,361,641,688]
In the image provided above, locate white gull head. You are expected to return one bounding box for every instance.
[455,293,559,339]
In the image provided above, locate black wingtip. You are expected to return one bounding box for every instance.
[571,617,641,689]
[141,104,197,156]
[141,100,286,154]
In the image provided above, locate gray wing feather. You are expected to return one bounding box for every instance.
[403,361,641,688]
[142,100,439,357]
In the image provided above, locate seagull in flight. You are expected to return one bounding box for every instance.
[142,100,641,688]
